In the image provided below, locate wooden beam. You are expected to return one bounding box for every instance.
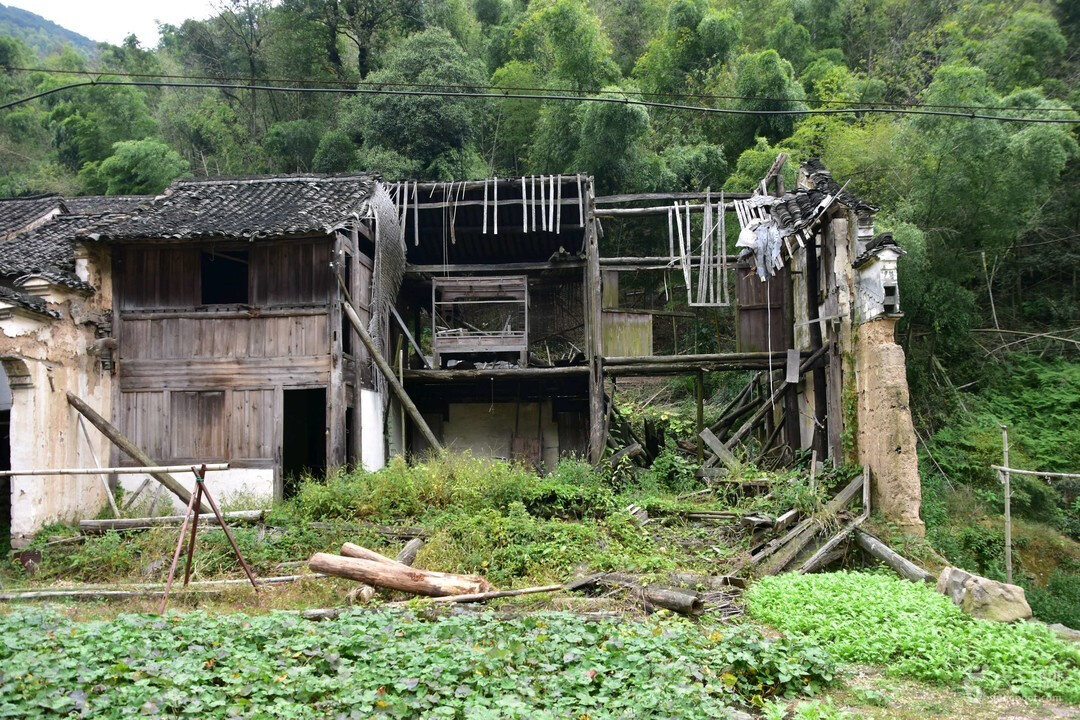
[600,256,740,270]
[404,366,589,382]
[585,180,605,464]
[604,351,799,366]
[595,191,752,205]
[594,205,735,218]
[389,304,430,369]
[342,299,443,453]
[854,530,935,583]
[65,392,207,512]
[80,510,264,533]
[406,261,584,274]
[700,428,739,471]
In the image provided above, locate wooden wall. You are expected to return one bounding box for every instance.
[110,237,370,477]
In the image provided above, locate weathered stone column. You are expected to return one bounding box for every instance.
[855,317,925,535]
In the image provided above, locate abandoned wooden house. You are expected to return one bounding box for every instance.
[0,158,924,547]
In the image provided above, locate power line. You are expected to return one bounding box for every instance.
[4,64,1078,115]
[1,78,1076,123]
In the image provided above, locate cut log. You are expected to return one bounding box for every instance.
[346,539,426,603]
[308,553,491,597]
[395,538,425,566]
[79,510,264,533]
[854,530,935,583]
[340,542,399,565]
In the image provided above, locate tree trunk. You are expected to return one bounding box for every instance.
[308,553,491,596]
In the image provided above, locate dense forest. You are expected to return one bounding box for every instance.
[1,0,1078,617]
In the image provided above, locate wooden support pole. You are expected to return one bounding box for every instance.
[804,234,829,460]
[585,179,605,464]
[1001,425,1012,585]
[65,392,207,512]
[342,299,443,453]
[695,372,705,464]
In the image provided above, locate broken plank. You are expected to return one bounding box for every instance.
[79,510,264,533]
[854,530,935,584]
[699,428,739,471]
[797,515,867,574]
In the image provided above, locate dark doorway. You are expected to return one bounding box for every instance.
[282,388,326,497]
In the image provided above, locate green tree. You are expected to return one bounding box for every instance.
[766,17,811,73]
[343,28,487,175]
[312,130,357,172]
[978,9,1067,92]
[512,0,620,90]
[633,0,740,95]
[265,119,322,172]
[80,139,189,195]
[717,50,807,159]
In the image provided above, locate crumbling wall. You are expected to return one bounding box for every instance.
[855,316,924,535]
[2,303,113,546]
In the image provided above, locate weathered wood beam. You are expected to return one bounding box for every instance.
[595,191,752,205]
[406,261,585,274]
[66,392,207,512]
[599,256,740,269]
[594,205,735,218]
[854,530,935,583]
[403,366,589,382]
[604,351,799,366]
[79,510,263,533]
[342,299,443,452]
[308,552,490,597]
[585,183,605,464]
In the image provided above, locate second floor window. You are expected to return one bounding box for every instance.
[200,249,249,305]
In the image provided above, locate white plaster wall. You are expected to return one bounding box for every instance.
[118,468,275,514]
[441,402,559,469]
[360,388,386,471]
[2,246,116,546]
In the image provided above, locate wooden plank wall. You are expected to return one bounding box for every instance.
[112,239,343,472]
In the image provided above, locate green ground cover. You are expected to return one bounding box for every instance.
[0,607,832,720]
[747,571,1080,703]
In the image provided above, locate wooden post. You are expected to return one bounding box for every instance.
[804,232,829,459]
[584,178,605,464]
[695,371,705,464]
[1001,424,1012,585]
[342,299,443,453]
[328,237,347,469]
[66,392,206,512]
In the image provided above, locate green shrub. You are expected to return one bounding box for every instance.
[1028,566,1080,629]
[747,571,1080,702]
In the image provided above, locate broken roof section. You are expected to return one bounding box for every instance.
[0,285,58,319]
[85,174,377,241]
[0,194,65,241]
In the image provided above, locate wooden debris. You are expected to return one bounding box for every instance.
[0,573,322,602]
[568,573,704,616]
[308,552,491,597]
[344,539,425,605]
[79,510,264,533]
[797,515,867,574]
[699,428,739,471]
[854,530,935,583]
[388,584,564,606]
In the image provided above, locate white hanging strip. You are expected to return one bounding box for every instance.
[696,191,708,304]
[674,201,691,296]
[667,206,675,259]
[663,270,670,301]
[531,176,537,231]
[482,177,489,234]
[448,181,458,245]
[521,177,528,232]
[412,180,419,247]
[555,175,562,234]
[548,174,556,231]
[397,181,407,246]
[540,175,547,231]
[576,174,584,227]
[706,188,714,304]
[493,176,498,234]
[721,194,729,305]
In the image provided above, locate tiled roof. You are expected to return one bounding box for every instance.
[764,159,877,235]
[0,214,99,289]
[0,194,64,239]
[64,195,149,215]
[85,174,377,241]
[800,158,877,216]
[0,285,58,319]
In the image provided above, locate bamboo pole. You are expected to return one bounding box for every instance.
[0,463,231,477]
[1001,425,1012,585]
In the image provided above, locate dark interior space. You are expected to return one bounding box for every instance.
[200,249,249,305]
[282,387,326,497]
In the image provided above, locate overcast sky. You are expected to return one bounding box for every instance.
[7,0,218,47]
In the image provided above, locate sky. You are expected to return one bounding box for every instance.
[6,0,218,47]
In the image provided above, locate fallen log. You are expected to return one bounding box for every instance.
[347,539,426,603]
[797,515,867,574]
[388,583,564,606]
[568,573,704,616]
[79,510,264,533]
[854,530,935,583]
[307,521,428,540]
[308,552,491,597]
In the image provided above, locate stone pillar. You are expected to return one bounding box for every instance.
[855,316,924,535]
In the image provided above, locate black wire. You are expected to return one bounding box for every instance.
[1,78,1076,123]
[4,64,1078,115]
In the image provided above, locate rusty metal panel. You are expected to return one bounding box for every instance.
[601,311,652,357]
[735,264,790,353]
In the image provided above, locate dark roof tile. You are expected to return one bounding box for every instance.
[86,174,377,241]
[0,194,64,239]
[0,285,58,319]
